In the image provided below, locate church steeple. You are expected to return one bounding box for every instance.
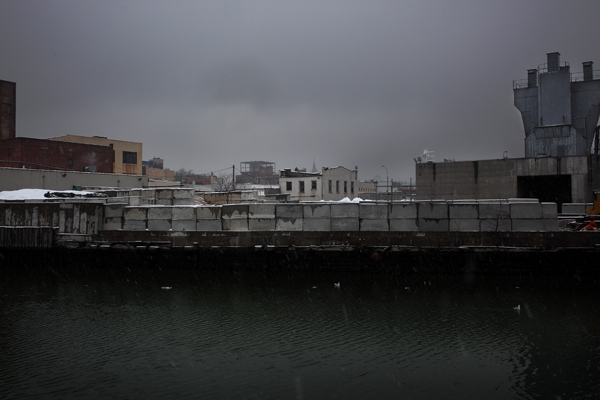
[311,159,318,173]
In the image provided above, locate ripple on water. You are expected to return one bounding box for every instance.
[1,268,599,399]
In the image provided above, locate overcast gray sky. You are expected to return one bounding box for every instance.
[1,0,599,183]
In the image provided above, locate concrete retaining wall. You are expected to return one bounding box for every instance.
[1,199,564,234]
[117,200,561,232]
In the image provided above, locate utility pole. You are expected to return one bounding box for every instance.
[232,164,235,191]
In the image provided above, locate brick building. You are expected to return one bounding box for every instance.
[49,135,143,175]
[0,137,114,173]
[1,80,16,141]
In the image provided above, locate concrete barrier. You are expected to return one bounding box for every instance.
[561,203,591,214]
[172,206,196,231]
[359,203,388,231]
[221,204,249,231]
[390,218,419,231]
[448,202,479,231]
[249,204,276,231]
[0,197,564,235]
[331,203,359,231]
[276,204,303,231]
[147,206,172,231]
[510,202,542,219]
[123,207,147,231]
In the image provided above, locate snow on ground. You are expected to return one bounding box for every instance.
[0,189,100,200]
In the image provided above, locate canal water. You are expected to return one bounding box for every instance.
[1,261,599,399]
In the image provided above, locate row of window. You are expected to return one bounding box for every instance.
[285,179,355,194]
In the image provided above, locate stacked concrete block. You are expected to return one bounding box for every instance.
[303,203,331,231]
[172,189,195,206]
[104,203,126,230]
[359,203,389,231]
[172,206,197,231]
[240,191,259,202]
[276,204,303,231]
[248,203,276,231]
[449,202,479,232]
[123,207,147,231]
[204,193,229,205]
[418,202,449,231]
[561,203,591,214]
[141,189,156,205]
[389,202,418,231]
[155,189,174,205]
[147,206,172,231]
[196,205,222,231]
[128,189,142,206]
[127,196,143,206]
[221,204,249,231]
[331,203,359,231]
[510,202,543,231]
[541,202,559,231]
[479,202,511,232]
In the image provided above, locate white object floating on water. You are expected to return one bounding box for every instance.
[404,287,410,290]
[161,287,172,290]
[513,305,520,311]
[334,282,340,288]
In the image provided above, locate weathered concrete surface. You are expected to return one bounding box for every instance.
[303,204,331,219]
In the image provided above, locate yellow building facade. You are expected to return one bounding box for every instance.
[49,135,143,175]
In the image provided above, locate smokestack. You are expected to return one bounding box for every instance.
[583,61,593,81]
[527,69,538,87]
[547,52,560,72]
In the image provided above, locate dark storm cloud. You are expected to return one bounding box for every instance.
[1,0,599,181]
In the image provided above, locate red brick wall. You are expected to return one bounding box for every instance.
[0,138,114,172]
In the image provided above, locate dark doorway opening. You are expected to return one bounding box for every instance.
[517,175,571,213]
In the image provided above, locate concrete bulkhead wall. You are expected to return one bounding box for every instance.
[115,200,563,233]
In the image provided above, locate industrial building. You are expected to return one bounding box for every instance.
[236,161,278,185]
[415,52,600,211]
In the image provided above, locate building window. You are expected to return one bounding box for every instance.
[328,180,332,193]
[311,180,317,190]
[336,180,340,193]
[286,181,292,191]
[3,103,11,114]
[351,181,354,193]
[299,181,305,193]
[344,181,347,193]
[67,157,73,167]
[123,151,137,164]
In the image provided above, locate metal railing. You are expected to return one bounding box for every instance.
[514,68,600,90]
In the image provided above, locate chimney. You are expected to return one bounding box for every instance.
[527,69,538,87]
[583,61,593,81]
[547,52,560,72]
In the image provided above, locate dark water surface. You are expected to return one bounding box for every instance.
[1,261,599,399]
